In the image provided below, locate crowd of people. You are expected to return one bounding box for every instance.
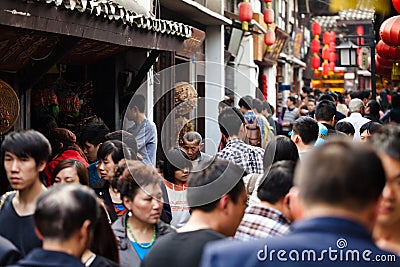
[0,88,400,266]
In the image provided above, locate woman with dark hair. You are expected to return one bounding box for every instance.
[364,100,383,123]
[112,160,174,267]
[43,128,88,186]
[246,135,299,206]
[52,158,89,186]
[163,148,192,228]
[381,93,400,123]
[93,140,134,223]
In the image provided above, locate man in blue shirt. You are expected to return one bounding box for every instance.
[126,94,157,166]
[200,140,399,267]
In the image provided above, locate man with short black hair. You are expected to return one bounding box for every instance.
[200,140,399,267]
[278,96,298,136]
[141,159,247,267]
[315,100,347,141]
[290,117,319,158]
[0,130,51,256]
[126,94,157,166]
[216,107,264,174]
[9,184,100,267]
[235,160,295,241]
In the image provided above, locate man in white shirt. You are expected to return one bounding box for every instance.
[338,98,370,141]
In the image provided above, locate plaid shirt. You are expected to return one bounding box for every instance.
[235,205,291,241]
[216,138,264,174]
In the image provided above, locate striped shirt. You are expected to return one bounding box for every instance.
[235,205,291,241]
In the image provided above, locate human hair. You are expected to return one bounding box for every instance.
[326,91,338,102]
[182,131,203,145]
[257,160,296,203]
[392,93,400,109]
[97,140,133,164]
[218,99,233,110]
[349,98,364,113]
[91,202,119,263]
[48,128,87,161]
[252,98,263,113]
[366,100,381,117]
[51,159,89,186]
[163,148,192,184]
[218,107,245,138]
[105,130,138,158]
[315,100,336,121]
[1,130,51,167]
[370,124,400,160]
[287,96,297,105]
[187,158,245,212]
[296,139,385,211]
[34,184,100,241]
[292,117,319,145]
[318,94,335,103]
[128,94,146,113]
[262,101,273,115]
[115,160,162,201]
[238,96,253,110]
[359,121,382,136]
[264,136,299,171]
[79,122,110,147]
[335,121,355,135]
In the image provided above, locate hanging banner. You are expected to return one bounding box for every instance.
[292,28,304,59]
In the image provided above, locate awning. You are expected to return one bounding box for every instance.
[160,0,232,26]
[0,0,194,53]
[280,53,306,68]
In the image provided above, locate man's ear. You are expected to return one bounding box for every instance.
[218,195,230,214]
[293,135,301,144]
[78,219,92,250]
[96,142,102,150]
[37,161,47,173]
[199,142,205,151]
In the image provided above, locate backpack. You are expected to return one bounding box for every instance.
[245,116,262,147]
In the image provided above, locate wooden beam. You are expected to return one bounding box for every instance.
[128,50,161,93]
[18,36,80,90]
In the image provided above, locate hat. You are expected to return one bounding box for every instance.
[348,99,364,112]
[51,128,76,145]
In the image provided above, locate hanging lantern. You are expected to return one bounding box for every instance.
[329,51,336,62]
[356,26,364,36]
[312,55,321,71]
[264,0,273,2]
[330,32,336,43]
[312,22,321,37]
[322,32,332,45]
[380,15,400,47]
[311,39,321,53]
[329,41,336,52]
[375,60,392,75]
[263,8,274,24]
[376,40,400,60]
[322,61,329,77]
[264,29,276,46]
[329,61,336,73]
[322,45,330,60]
[377,54,393,67]
[393,0,400,13]
[239,1,253,31]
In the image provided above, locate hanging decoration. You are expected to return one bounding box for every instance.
[393,0,400,14]
[311,22,321,73]
[321,31,332,78]
[263,0,275,50]
[379,15,400,47]
[239,0,253,31]
[0,80,20,135]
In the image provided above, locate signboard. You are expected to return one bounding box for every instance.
[292,28,303,59]
[358,47,369,70]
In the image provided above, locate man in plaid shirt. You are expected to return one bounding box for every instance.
[216,107,264,174]
[235,160,295,241]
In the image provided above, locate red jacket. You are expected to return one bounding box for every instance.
[43,149,88,186]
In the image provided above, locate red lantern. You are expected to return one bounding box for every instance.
[263,8,274,24]
[356,26,364,35]
[329,41,336,52]
[376,40,400,60]
[376,55,393,67]
[393,0,400,13]
[322,61,329,76]
[375,60,392,75]
[312,55,321,70]
[322,32,332,45]
[239,1,253,31]
[329,52,336,62]
[322,46,330,60]
[264,29,276,46]
[264,0,273,2]
[380,15,400,47]
[311,39,320,53]
[329,61,336,72]
[312,22,321,36]
[330,32,336,43]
